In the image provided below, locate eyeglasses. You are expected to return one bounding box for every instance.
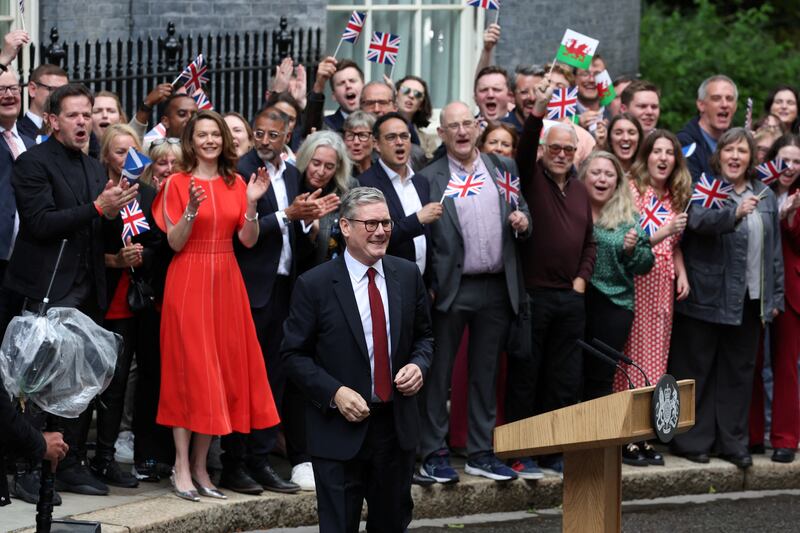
[362,99,393,108]
[0,85,21,96]
[443,120,477,132]
[150,137,181,147]
[545,143,577,156]
[346,218,394,232]
[344,131,372,142]
[399,86,424,100]
[253,130,283,141]
[381,132,411,143]
[34,81,58,92]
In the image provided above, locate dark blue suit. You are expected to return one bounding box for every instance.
[15,114,40,142]
[0,129,34,262]
[678,117,715,181]
[323,107,347,133]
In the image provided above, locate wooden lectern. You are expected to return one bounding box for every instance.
[494,380,695,533]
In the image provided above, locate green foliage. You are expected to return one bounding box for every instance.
[640,0,800,132]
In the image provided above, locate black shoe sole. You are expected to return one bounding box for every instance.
[219,483,263,495]
[262,484,301,494]
[622,458,650,467]
[54,480,109,496]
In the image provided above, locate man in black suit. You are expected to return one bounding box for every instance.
[322,60,364,133]
[16,63,68,141]
[5,83,138,497]
[281,187,433,532]
[356,112,442,279]
[221,107,338,495]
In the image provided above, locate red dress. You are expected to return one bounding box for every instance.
[153,172,279,435]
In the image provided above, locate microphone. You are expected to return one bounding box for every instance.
[590,338,651,387]
[576,339,635,390]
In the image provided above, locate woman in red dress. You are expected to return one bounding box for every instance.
[153,110,279,501]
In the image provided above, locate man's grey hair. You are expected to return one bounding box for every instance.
[697,74,738,102]
[510,65,545,92]
[543,122,578,146]
[343,110,376,132]
[340,187,387,220]
[361,81,397,103]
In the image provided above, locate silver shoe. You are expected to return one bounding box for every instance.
[170,471,200,502]
[193,479,227,500]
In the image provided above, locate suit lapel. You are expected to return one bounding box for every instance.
[375,164,405,220]
[332,257,370,363]
[385,261,402,365]
[48,140,88,205]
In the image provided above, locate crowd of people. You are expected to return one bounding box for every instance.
[1,19,799,532]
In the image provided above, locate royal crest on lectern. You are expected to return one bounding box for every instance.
[652,374,680,443]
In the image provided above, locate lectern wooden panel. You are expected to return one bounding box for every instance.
[494,380,695,533]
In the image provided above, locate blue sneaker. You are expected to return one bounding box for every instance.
[509,457,544,480]
[465,453,518,481]
[420,450,459,484]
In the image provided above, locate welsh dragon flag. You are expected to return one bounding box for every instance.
[595,69,616,107]
[555,29,599,70]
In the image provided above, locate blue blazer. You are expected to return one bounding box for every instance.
[323,108,347,133]
[0,129,35,259]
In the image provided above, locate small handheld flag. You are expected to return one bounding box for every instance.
[639,196,670,237]
[174,54,209,93]
[441,173,487,201]
[341,11,367,44]
[191,88,214,111]
[547,87,579,120]
[555,29,599,70]
[17,0,26,31]
[756,157,788,186]
[367,32,401,66]
[682,143,697,159]
[595,69,616,107]
[690,173,733,209]
[467,0,500,9]
[120,199,151,241]
[120,147,152,183]
[495,169,520,207]
[144,123,167,144]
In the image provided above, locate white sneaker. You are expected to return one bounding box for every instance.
[290,462,315,491]
[114,431,134,464]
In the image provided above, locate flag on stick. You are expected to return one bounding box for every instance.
[595,69,616,107]
[173,54,209,93]
[367,32,401,66]
[441,173,486,202]
[341,11,367,43]
[495,169,520,207]
[639,195,670,237]
[144,123,167,144]
[690,173,733,209]
[467,0,500,9]
[555,29,599,70]
[120,147,152,183]
[120,199,151,241]
[191,88,214,111]
[547,87,579,120]
[756,157,788,186]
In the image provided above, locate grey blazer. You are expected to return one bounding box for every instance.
[417,152,531,314]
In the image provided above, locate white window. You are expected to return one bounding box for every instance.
[0,0,15,38]
[326,0,485,112]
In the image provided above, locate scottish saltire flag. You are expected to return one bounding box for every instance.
[120,199,150,240]
[367,32,401,66]
[682,143,697,158]
[467,0,500,9]
[756,157,788,186]
[547,87,579,120]
[176,54,209,93]
[120,147,152,183]
[595,69,616,107]
[690,173,733,209]
[495,169,520,207]
[555,29,599,70]
[443,173,486,199]
[191,88,214,111]
[341,11,367,44]
[639,196,670,237]
[144,123,167,144]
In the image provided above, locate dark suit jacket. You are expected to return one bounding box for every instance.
[356,162,432,281]
[677,117,715,181]
[5,137,109,308]
[323,107,347,133]
[234,149,303,309]
[0,129,35,259]
[280,254,433,461]
[15,114,40,141]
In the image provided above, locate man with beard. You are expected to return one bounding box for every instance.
[502,65,544,133]
[620,80,661,136]
[575,55,610,134]
[678,75,738,180]
[222,107,338,495]
[323,60,365,133]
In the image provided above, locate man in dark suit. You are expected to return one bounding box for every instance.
[323,60,364,133]
[281,186,433,532]
[5,83,137,498]
[221,107,338,495]
[356,112,442,280]
[16,63,68,141]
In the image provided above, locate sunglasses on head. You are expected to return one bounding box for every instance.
[150,137,181,147]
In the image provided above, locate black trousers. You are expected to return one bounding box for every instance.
[668,301,761,457]
[312,406,415,533]
[506,288,586,423]
[582,285,635,401]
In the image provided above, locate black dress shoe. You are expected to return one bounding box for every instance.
[91,458,139,488]
[412,472,436,486]
[622,443,649,467]
[682,452,710,464]
[641,441,665,466]
[720,453,753,469]
[771,448,796,463]
[219,465,263,495]
[11,469,62,505]
[749,443,766,455]
[55,461,109,495]
[249,464,301,494]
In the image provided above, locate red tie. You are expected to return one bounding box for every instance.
[367,267,391,401]
[3,130,21,160]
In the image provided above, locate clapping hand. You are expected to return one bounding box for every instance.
[246,167,271,205]
[95,179,140,218]
[187,177,207,215]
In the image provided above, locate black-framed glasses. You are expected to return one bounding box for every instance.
[0,85,21,96]
[399,86,424,100]
[346,218,394,232]
[34,81,57,91]
[253,129,283,141]
[150,137,181,147]
[344,131,372,142]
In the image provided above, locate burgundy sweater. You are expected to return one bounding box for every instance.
[515,114,596,290]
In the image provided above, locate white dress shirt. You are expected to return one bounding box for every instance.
[344,249,392,402]
[379,159,426,275]
[0,123,26,259]
[265,158,292,276]
[25,111,43,130]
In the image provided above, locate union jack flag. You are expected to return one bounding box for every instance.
[547,86,579,120]
[341,11,367,44]
[120,199,150,241]
[443,173,486,199]
[467,0,500,9]
[367,32,401,66]
[690,173,733,209]
[495,169,520,207]
[639,195,670,237]
[191,88,214,111]
[143,123,166,144]
[756,157,788,186]
[176,54,209,94]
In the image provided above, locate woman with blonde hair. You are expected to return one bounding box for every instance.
[141,137,182,189]
[617,130,692,466]
[579,151,654,402]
